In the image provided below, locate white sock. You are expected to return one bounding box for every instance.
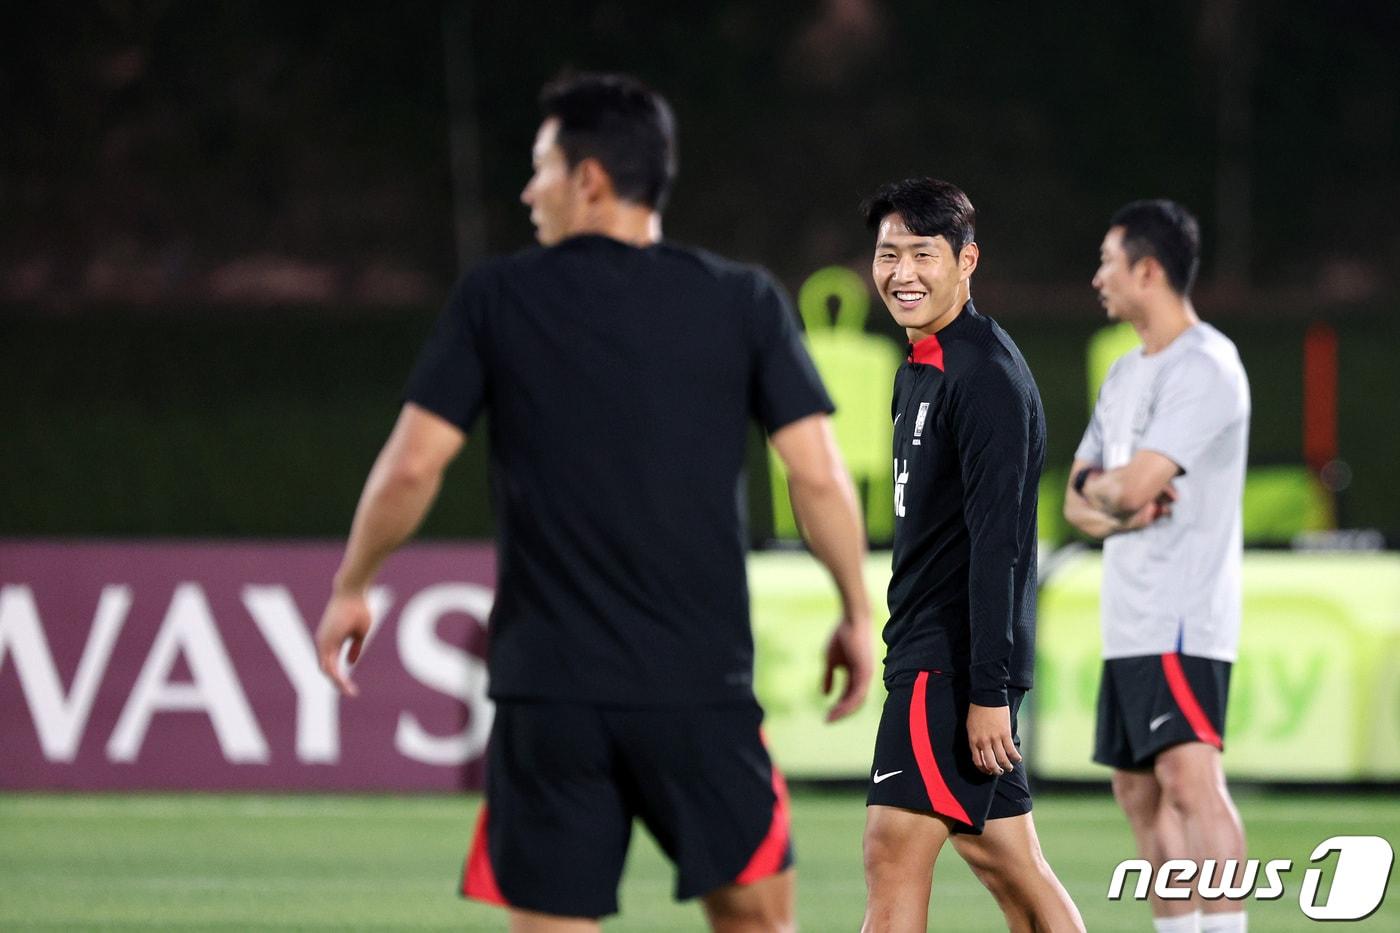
[1201,911,1246,932]
[1153,913,1200,933]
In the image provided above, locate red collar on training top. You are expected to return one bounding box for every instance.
[908,334,944,370]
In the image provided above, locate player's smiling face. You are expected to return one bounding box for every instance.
[1093,226,1144,322]
[520,117,583,246]
[872,214,977,339]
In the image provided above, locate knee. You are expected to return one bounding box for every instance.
[1111,772,1157,824]
[863,823,903,878]
[863,819,925,880]
[964,856,1017,903]
[962,843,1048,904]
[1156,759,1217,818]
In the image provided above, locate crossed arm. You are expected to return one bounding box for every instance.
[1062,449,1181,540]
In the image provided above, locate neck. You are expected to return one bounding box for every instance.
[574,201,662,246]
[906,285,970,343]
[1134,296,1199,354]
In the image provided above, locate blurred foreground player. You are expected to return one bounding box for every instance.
[315,73,874,932]
[1065,200,1250,933]
[858,178,1083,933]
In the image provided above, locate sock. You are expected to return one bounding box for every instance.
[1153,913,1200,933]
[1201,912,1246,932]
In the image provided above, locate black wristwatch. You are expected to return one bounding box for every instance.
[1072,466,1099,497]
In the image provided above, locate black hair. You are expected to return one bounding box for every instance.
[539,72,677,211]
[860,177,976,257]
[1109,199,1201,296]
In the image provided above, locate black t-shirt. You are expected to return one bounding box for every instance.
[405,234,833,705]
[884,301,1044,706]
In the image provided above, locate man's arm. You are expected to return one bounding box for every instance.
[1063,455,1176,540]
[948,361,1032,776]
[315,403,465,696]
[770,412,874,723]
[1082,449,1181,518]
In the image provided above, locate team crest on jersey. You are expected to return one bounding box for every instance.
[912,402,930,446]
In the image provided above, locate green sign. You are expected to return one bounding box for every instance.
[770,267,902,542]
[1012,551,1400,780]
[750,550,1400,781]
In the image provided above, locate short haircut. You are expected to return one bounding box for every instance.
[860,177,976,257]
[1109,199,1201,296]
[539,72,677,211]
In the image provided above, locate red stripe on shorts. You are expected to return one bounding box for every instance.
[735,748,791,884]
[461,805,507,905]
[909,671,972,825]
[1161,652,1223,749]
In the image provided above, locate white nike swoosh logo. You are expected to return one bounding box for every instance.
[894,413,903,426]
[872,769,903,783]
[1149,713,1174,732]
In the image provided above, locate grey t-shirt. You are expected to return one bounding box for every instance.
[1075,322,1251,660]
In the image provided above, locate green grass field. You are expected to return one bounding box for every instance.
[1,789,1396,931]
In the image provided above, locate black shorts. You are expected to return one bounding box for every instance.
[1094,652,1231,770]
[461,699,791,919]
[866,671,1031,835]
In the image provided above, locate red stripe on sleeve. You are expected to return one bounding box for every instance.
[1161,653,1223,749]
[461,805,508,906]
[735,758,791,885]
[909,671,972,825]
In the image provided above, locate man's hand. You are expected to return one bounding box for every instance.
[822,616,873,722]
[967,703,1021,776]
[1119,482,1177,532]
[316,589,374,697]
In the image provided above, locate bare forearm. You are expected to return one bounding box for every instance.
[1064,491,1121,538]
[789,470,871,622]
[334,461,442,593]
[1082,469,1137,518]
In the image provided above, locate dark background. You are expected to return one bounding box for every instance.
[3,1,1398,540]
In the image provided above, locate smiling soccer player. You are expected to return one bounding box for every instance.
[858,177,1084,932]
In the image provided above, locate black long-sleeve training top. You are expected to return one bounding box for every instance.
[884,300,1044,706]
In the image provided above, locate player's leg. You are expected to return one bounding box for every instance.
[700,869,795,933]
[952,690,1085,932]
[1097,657,1199,927]
[951,812,1085,932]
[1155,742,1246,928]
[1149,654,1245,930]
[863,671,997,931]
[862,804,953,932]
[1112,767,1197,925]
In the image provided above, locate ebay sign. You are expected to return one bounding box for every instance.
[0,541,496,790]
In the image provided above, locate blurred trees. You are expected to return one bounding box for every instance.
[1,0,1397,311]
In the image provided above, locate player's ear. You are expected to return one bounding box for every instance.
[958,241,980,280]
[575,158,615,204]
[1137,255,1165,290]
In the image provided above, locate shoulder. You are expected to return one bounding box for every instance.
[1170,325,1247,385]
[482,245,549,281]
[1104,347,1144,385]
[662,241,780,297]
[947,308,1033,390]
[450,251,523,295]
[441,255,518,322]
